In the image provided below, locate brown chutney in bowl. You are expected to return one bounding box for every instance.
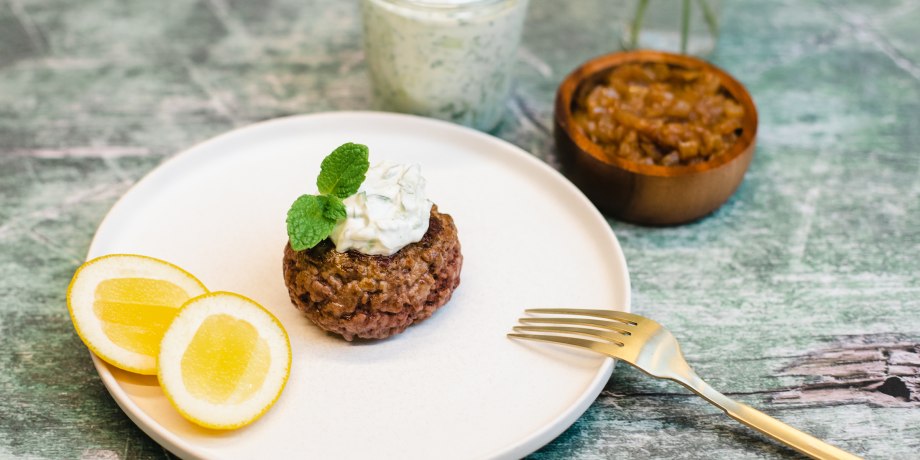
[555,50,758,225]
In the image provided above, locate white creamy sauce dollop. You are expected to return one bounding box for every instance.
[330,161,433,256]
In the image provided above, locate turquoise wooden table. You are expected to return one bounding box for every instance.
[1,0,918,458]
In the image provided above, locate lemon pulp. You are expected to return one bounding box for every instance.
[180,314,271,404]
[94,277,191,356]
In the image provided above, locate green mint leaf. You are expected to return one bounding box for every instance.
[323,195,347,221]
[287,142,370,252]
[286,195,339,251]
[316,142,369,198]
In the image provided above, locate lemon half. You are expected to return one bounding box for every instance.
[67,254,208,375]
[157,292,291,430]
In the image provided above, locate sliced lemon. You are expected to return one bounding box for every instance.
[157,292,291,430]
[67,254,208,375]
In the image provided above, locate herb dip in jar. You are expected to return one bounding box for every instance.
[361,0,530,131]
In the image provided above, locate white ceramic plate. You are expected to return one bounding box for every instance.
[87,112,630,459]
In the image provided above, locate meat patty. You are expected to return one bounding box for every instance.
[282,205,462,341]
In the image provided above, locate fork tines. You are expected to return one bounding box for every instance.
[524,308,641,325]
[508,308,638,350]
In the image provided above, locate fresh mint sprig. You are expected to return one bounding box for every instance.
[287,142,369,251]
[317,142,370,198]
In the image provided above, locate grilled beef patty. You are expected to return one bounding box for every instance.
[282,205,462,340]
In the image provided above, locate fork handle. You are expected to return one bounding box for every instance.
[678,373,861,459]
[724,402,862,460]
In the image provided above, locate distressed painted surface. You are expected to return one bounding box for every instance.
[1,0,918,458]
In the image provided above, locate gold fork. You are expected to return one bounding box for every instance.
[508,308,861,460]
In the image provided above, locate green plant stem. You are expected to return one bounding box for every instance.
[696,0,720,40]
[680,0,690,54]
[630,0,650,49]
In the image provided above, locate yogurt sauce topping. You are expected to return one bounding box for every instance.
[330,161,433,256]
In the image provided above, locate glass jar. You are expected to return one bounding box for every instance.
[621,0,722,56]
[361,0,530,132]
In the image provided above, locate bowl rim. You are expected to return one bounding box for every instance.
[555,50,759,177]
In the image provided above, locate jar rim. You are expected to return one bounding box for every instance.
[377,0,509,10]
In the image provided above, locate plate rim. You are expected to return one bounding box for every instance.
[86,111,631,459]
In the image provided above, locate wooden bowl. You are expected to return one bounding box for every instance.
[555,50,758,225]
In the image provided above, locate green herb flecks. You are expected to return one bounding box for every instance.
[286,143,369,251]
